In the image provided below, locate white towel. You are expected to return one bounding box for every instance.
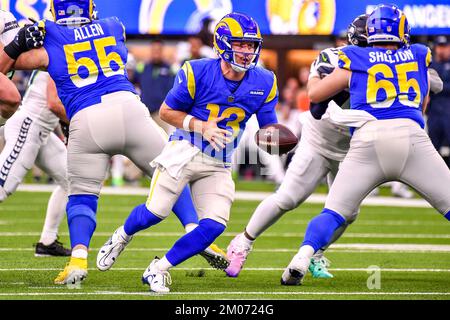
[150,140,200,180]
[323,101,377,128]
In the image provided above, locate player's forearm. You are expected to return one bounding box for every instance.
[160,102,204,134]
[0,50,15,74]
[0,73,21,114]
[308,68,350,103]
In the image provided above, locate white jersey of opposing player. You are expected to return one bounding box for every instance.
[0,10,19,46]
[303,46,350,161]
[0,11,59,131]
[21,71,60,130]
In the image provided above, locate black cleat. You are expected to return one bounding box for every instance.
[34,240,71,257]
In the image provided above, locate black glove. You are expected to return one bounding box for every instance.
[59,120,70,145]
[4,24,45,60]
[310,91,351,120]
[315,51,335,78]
[310,100,331,120]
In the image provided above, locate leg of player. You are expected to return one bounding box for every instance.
[282,128,388,285]
[142,165,233,293]
[0,114,71,255]
[306,170,358,279]
[119,107,228,270]
[96,165,190,272]
[398,125,450,221]
[34,132,70,257]
[54,104,118,285]
[226,143,333,278]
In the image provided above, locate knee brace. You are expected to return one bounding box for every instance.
[165,218,226,266]
[302,208,346,252]
[66,194,98,225]
[196,218,226,244]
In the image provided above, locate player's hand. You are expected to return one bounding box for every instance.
[4,22,45,60]
[201,116,232,151]
[24,23,45,49]
[315,52,335,78]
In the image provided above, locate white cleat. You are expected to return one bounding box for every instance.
[142,257,172,293]
[281,254,309,285]
[391,182,414,199]
[97,226,132,271]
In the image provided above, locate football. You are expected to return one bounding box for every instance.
[254,123,299,155]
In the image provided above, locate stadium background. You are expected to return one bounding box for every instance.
[3,0,450,87]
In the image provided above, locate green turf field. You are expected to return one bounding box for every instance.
[0,191,449,300]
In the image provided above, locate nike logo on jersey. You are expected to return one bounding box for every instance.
[178,76,183,84]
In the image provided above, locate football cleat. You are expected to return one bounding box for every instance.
[391,182,414,199]
[142,257,172,293]
[225,233,252,277]
[97,226,132,271]
[34,239,71,257]
[199,244,230,270]
[308,257,334,279]
[280,254,309,285]
[54,257,88,285]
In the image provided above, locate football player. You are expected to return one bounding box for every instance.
[281,4,450,285]
[225,11,444,280]
[0,0,228,285]
[0,9,70,256]
[224,14,368,279]
[98,12,280,293]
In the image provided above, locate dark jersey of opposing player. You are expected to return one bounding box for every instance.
[165,58,278,164]
[338,44,431,128]
[43,17,136,119]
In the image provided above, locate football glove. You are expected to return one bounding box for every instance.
[314,51,335,78]
[4,22,45,60]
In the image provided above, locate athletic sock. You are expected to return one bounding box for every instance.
[124,203,162,235]
[165,218,225,267]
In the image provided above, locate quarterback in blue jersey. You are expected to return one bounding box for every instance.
[280,4,450,286]
[100,12,279,293]
[0,0,229,286]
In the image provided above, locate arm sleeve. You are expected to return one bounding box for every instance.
[164,62,195,112]
[256,73,278,127]
[256,98,278,127]
[310,101,330,120]
[429,68,443,94]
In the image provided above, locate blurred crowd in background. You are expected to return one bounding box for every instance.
[11,32,450,197]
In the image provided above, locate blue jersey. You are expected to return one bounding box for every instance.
[165,58,278,164]
[43,17,136,119]
[338,44,432,128]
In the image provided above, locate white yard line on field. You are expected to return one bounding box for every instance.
[16,184,433,208]
[0,291,448,297]
[1,231,449,239]
[1,267,450,272]
[1,244,450,253]
[0,218,446,227]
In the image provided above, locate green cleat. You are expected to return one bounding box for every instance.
[308,257,334,279]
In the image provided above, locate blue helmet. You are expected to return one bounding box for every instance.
[367,4,410,46]
[50,0,96,25]
[213,12,262,72]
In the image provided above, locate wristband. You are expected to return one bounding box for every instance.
[183,115,194,131]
